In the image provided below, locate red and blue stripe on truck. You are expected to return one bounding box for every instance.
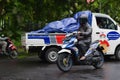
[28,34,66,44]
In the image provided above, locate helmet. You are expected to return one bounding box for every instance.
[78,15,88,24]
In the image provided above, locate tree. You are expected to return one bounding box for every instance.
[0,0,120,46]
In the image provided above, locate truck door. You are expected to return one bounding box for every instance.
[94,16,119,55]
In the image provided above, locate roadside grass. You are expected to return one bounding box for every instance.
[0,40,38,59]
[17,47,38,59]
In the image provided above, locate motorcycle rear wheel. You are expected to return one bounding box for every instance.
[57,53,73,72]
[93,51,104,69]
[9,50,18,59]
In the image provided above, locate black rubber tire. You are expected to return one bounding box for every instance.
[93,51,104,69]
[45,48,59,63]
[57,53,73,72]
[9,50,18,59]
[115,47,120,60]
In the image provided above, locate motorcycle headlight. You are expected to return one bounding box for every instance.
[62,44,67,48]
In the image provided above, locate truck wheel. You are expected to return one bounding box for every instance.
[45,48,59,63]
[115,47,120,60]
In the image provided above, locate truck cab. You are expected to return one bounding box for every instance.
[92,13,120,60]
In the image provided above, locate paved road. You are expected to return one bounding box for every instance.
[0,55,120,80]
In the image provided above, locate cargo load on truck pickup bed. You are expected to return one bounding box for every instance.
[31,11,92,33]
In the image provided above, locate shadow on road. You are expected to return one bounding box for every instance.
[0,55,51,68]
[104,56,120,62]
[56,65,104,80]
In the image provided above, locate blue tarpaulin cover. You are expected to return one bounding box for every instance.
[31,10,92,33]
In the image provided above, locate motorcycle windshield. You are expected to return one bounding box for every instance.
[63,37,76,48]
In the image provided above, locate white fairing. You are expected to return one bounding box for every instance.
[62,44,67,48]
[58,49,71,54]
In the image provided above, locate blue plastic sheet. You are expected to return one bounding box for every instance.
[31,10,92,33]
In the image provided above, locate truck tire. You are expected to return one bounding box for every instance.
[45,48,59,63]
[115,46,120,60]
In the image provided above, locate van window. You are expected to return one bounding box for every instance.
[96,17,117,30]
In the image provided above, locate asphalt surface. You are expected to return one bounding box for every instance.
[0,55,120,80]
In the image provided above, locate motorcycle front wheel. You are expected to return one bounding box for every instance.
[57,53,73,72]
[9,50,18,59]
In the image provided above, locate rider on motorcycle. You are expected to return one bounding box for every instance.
[0,35,8,54]
[77,14,92,60]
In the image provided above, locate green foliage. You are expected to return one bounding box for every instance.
[0,0,120,46]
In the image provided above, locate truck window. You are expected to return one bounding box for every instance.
[96,17,117,30]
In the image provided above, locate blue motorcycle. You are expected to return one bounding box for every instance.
[57,32,104,72]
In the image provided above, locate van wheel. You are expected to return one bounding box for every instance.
[45,48,59,63]
[115,47,120,60]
